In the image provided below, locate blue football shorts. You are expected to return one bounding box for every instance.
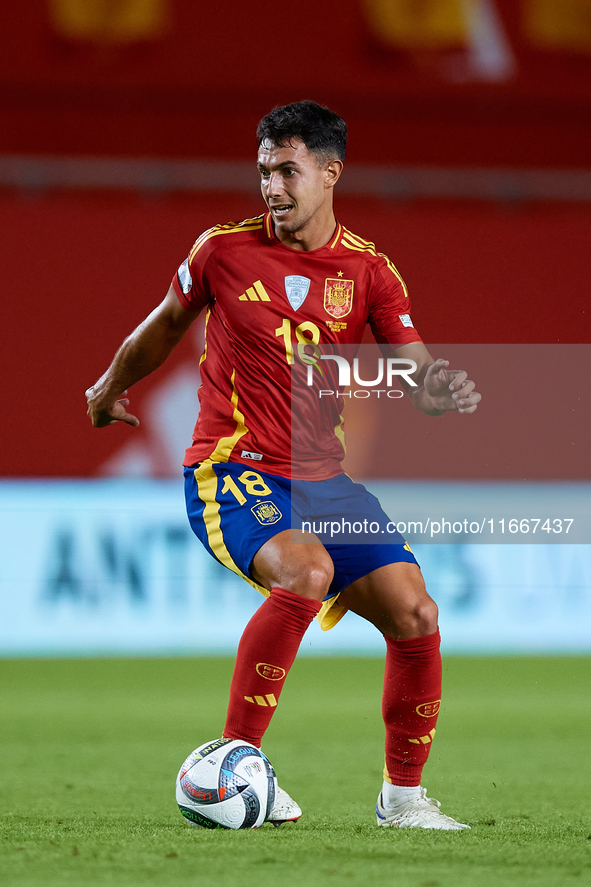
[184,461,418,630]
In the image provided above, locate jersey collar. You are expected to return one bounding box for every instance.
[263,212,343,252]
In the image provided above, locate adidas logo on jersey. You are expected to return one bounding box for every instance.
[238,280,271,302]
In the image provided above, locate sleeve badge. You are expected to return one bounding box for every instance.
[177,258,193,295]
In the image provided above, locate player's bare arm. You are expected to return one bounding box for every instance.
[86,284,198,428]
[390,341,481,416]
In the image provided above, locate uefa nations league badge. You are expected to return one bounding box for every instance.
[284,275,311,311]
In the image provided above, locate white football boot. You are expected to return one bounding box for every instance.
[376,787,470,830]
[266,785,302,827]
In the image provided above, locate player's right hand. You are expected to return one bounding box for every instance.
[85,387,140,428]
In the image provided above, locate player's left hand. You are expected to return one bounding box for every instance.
[424,359,481,414]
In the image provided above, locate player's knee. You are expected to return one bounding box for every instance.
[292,559,334,601]
[415,597,439,635]
[275,553,334,602]
[396,596,438,637]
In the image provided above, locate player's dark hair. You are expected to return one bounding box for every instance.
[257,100,347,164]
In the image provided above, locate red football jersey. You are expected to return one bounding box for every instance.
[172,213,422,480]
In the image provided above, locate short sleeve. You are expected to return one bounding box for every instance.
[368,256,422,347]
[171,234,214,312]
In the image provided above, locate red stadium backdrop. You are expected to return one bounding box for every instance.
[2,0,591,167]
[1,0,590,479]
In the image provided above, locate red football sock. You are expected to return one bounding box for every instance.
[223,586,322,747]
[382,629,442,787]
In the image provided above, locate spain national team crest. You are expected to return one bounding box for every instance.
[251,500,283,525]
[324,277,354,319]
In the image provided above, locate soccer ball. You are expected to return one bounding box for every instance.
[176,738,277,830]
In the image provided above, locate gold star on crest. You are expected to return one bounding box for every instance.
[337,270,344,277]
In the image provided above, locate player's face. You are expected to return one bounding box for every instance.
[257,139,339,246]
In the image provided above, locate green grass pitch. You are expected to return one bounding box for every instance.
[1,656,590,887]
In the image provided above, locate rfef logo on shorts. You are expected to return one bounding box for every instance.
[324,278,354,319]
[256,662,286,681]
[416,700,441,718]
[251,501,283,525]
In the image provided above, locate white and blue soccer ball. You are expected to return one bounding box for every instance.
[176,738,277,830]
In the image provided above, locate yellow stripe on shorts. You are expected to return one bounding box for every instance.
[193,459,268,597]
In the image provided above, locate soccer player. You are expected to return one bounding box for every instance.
[86,101,481,830]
